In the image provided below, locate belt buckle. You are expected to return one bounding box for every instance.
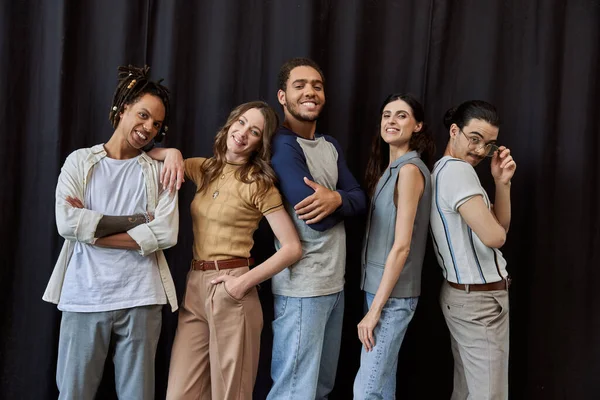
[192,260,206,271]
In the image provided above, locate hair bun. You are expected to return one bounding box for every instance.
[443,107,456,129]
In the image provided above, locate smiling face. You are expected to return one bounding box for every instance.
[380,99,422,147]
[117,93,165,149]
[277,65,325,123]
[225,107,266,163]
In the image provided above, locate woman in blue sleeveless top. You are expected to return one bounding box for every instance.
[354,94,435,399]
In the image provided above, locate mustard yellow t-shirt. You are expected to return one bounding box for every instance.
[184,157,283,261]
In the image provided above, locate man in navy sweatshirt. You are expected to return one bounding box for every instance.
[267,58,367,400]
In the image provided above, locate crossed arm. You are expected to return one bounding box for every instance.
[56,153,178,252]
[65,196,148,250]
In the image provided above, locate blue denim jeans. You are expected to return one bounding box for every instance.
[267,291,344,400]
[353,292,418,400]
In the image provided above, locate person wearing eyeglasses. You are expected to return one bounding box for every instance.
[429,100,516,399]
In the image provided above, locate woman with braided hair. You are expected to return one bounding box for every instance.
[43,64,179,399]
[147,101,302,399]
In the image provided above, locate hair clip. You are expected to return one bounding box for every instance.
[127,79,137,89]
[112,106,118,111]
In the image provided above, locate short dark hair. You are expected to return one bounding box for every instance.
[277,57,325,91]
[109,65,171,143]
[443,100,499,130]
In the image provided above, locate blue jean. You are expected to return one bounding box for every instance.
[267,291,344,400]
[353,292,418,400]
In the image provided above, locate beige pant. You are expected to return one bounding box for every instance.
[440,281,510,400]
[166,266,263,400]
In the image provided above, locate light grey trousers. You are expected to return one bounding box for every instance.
[440,281,510,400]
[56,305,163,400]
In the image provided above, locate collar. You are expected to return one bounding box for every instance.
[277,126,322,140]
[389,150,420,169]
[89,143,152,163]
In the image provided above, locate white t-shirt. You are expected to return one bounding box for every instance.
[430,156,508,284]
[58,156,167,312]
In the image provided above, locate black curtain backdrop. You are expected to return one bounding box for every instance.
[1,0,599,399]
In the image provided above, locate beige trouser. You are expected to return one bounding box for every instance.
[166,266,263,400]
[440,281,510,400]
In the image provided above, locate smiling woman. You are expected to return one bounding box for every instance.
[354,93,435,399]
[146,101,303,399]
[225,108,265,164]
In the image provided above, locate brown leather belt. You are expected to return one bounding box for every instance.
[447,277,511,292]
[191,258,254,271]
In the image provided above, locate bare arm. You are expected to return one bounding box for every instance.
[147,147,185,192]
[458,195,506,248]
[146,147,172,161]
[493,182,511,233]
[358,164,424,352]
[490,146,516,232]
[211,208,303,299]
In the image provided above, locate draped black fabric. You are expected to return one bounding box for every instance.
[1,0,599,398]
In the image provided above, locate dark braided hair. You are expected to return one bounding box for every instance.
[109,65,171,142]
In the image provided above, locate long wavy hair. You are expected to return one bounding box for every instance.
[196,101,280,198]
[364,93,435,197]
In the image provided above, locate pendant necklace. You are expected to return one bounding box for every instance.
[212,170,235,199]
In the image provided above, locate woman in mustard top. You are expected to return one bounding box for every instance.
[150,101,302,400]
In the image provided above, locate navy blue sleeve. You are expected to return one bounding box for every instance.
[326,135,367,217]
[271,134,343,232]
